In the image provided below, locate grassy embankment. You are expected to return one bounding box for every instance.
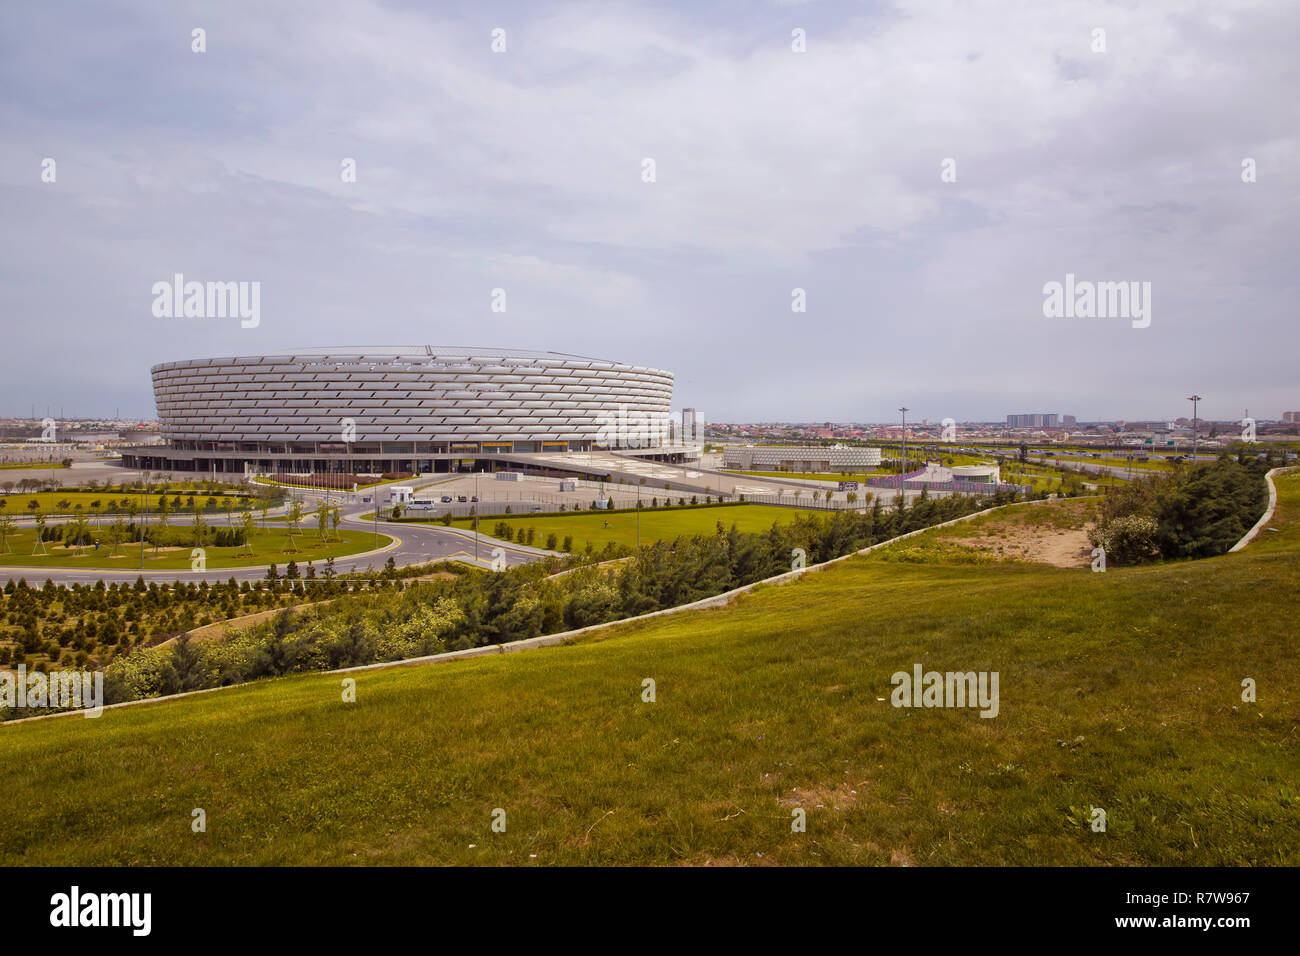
[0,476,1294,865]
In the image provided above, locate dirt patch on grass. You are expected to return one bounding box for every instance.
[939,501,1098,568]
[778,781,860,811]
[947,523,1094,568]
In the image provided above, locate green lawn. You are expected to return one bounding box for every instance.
[451,504,825,551]
[0,477,1294,865]
[1054,455,1174,473]
[0,527,391,572]
[724,469,893,482]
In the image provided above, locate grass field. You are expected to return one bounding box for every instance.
[724,470,893,482]
[1053,455,1175,473]
[0,527,391,572]
[0,475,1294,865]
[449,504,825,551]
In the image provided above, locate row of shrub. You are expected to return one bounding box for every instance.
[0,493,258,516]
[36,522,248,548]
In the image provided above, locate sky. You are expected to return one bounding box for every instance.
[1,0,1296,424]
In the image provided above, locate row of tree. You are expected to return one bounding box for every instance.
[96,490,1012,705]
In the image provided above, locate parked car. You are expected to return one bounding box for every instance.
[457,495,468,502]
[440,495,453,503]
[470,495,478,502]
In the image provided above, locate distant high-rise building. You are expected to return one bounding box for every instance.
[1062,415,1077,426]
[1284,411,1300,424]
[681,407,701,442]
[1007,413,1059,428]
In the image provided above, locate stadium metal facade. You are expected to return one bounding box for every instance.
[122,347,677,476]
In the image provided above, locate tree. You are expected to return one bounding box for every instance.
[239,509,257,556]
[32,511,48,555]
[285,500,303,552]
[190,510,207,547]
[154,497,171,555]
[0,513,14,554]
[107,515,126,557]
[330,506,342,542]
[314,500,330,540]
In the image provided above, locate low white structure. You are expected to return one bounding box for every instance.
[952,464,1000,484]
[723,444,882,472]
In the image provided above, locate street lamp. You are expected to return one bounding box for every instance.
[1187,394,1202,463]
[139,475,148,571]
[899,407,909,491]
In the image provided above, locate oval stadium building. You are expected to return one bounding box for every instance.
[122,347,681,477]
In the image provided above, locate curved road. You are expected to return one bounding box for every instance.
[1,499,551,586]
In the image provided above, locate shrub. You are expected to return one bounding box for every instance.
[1089,514,1159,565]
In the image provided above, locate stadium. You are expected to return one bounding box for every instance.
[121,347,685,477]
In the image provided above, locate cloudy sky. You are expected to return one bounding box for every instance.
[1,0,1295,424]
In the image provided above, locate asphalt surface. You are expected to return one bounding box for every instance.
[2,499,549,586]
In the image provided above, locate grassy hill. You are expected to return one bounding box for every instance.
[1,476,1295,866]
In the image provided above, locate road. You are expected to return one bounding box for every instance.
[1,499,551,586]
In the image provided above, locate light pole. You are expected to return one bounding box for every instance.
[139,476,148,571]
[1187,394,1202,463]
[899,407,909,492]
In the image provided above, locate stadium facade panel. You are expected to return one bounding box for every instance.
[123,347,677,475]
